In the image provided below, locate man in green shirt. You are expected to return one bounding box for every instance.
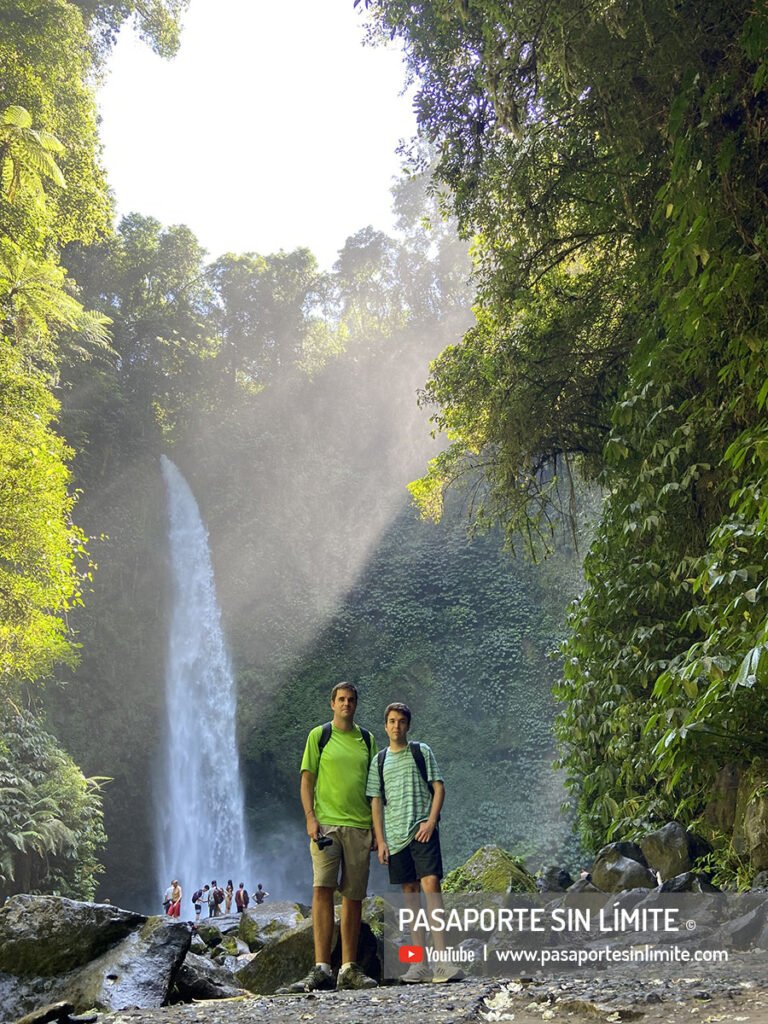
[283,682,378,992]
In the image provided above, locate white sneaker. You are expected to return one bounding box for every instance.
[431,964,465,983]
[400,962,433,984]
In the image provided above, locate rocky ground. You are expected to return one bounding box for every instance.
[89,954,768,1024]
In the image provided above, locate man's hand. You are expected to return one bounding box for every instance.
[377,841,390,865]
[415,820,436,843]
[305,811,320,840]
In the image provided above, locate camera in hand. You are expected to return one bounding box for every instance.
[314,835,333,850]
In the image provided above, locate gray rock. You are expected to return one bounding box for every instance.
[714,899,768,950]
[592,847,657,892]
[659,871,720,893]
[538,866,573,892]
[235,915,380,995]
[0,897,190,1020]
[565,878,600,893]
[0,896,144,977]
[195,920,225,948]
[58,914,190,1012]
[640,821,691,880]
[236,917,321,994]
[237,902,305,952]
[174,952,251,1001]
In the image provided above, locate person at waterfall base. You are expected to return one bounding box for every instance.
[235,883,249,912]
[281,682,378,993]
[192,885,208,922]
[162,882,173,914]
[367,702,460,984]
[208,880,224,917]
[166,879,182,918]
[253,883,269,904]
[225,880,234,914]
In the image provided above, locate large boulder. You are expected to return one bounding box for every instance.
[56,914,190,1011]
[0,896,191,1019]
[443,846,537,894]
[235,917,325,994]
[591,844,657,892]
[234,915,380,995]
[174,952,251,1001]
[237,902,306,952]
[0,896,144,977]
[640,822,691,881]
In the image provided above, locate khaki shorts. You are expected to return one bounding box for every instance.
[310,825,372,900]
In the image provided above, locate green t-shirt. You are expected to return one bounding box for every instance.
[301,723,377,829]
[366,742,442,855]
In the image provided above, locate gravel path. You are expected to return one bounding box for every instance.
[91,954,768,1024]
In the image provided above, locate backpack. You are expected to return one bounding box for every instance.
[377,742,434,807]
[213,887,224,905]
[317,721,373,765]
[191,889,202,904]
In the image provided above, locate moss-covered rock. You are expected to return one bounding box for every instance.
[235,917,321,994]
[195,921,224,948]
[236,902,305,952]
[442,846,537,894]
[362,896,386,939]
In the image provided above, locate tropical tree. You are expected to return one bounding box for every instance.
[365,0,768,856]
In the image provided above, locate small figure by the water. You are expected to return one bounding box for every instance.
[208,880,224,917]
[166,879,182,917]
[253,883,269,904]
[225,879,234,914]
[162,882,173,915]
[235,882,249,912]
[192,884,208,922]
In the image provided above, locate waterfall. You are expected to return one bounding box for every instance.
[156,455,249,905]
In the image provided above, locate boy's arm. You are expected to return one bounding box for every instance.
[414,780,445,842]
[371,796,389,864]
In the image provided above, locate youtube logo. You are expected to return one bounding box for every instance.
[399,944,425,964]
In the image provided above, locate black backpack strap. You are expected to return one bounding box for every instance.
[318,722,373,765]
[359,726,373,762]
[317,721,332,760]
[410,742,435,797]
[377,748,388,805]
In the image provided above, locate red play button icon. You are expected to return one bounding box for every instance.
[399,945,425,963]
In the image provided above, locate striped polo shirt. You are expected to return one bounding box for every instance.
[366,743,442,855]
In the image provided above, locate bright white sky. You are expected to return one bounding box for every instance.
[97,0,417,270]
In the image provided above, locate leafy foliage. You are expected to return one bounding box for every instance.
[0,347,90,682]
[365,0,768,864]
[0,703,106,899]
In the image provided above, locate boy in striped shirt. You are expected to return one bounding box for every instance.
[367,702,460,983]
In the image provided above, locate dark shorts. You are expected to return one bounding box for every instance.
[388,829,443,885]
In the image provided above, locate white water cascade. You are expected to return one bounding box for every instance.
[156,455,250,901]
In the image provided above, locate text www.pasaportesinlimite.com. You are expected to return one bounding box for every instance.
[490,945,729,966]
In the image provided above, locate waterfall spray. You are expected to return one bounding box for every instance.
[156,455,250,904]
